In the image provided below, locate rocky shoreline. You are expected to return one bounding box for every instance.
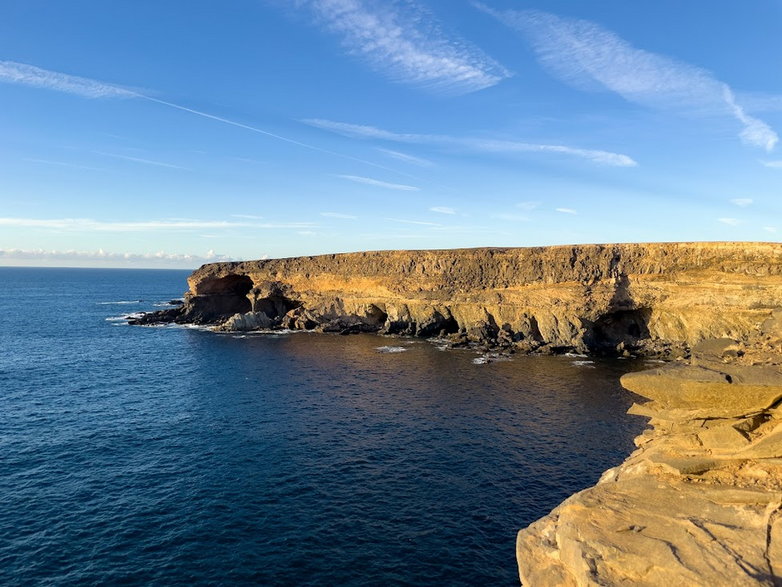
[129,243,782,360]
[517,316,782,585]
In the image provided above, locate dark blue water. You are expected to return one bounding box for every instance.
[0,268,647,585]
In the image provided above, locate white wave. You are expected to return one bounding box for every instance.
[105,312,145,322]
[472,356,490,365]
[572,360,596,368]
[98,300,141,305]
[564,352,588,358]
[376,346,408,353]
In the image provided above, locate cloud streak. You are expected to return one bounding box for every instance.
[0,217,315,232]
[0,247,237,268]
[305,118,637,166]
[299,0,510,94]
[337,174,420,191]
[376,147,434,167]
[430,206,456,215]
[95,151,188,170]
[478,6,778,151]
[0,61,136,98]
[321,211,358,219]
[0,61,409,176]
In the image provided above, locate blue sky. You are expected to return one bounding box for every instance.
[1,0,780,268]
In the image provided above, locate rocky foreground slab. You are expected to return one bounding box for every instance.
[516,314,782,585]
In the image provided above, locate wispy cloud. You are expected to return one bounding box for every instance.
[298,0,510,94]
[337,174,420,191]
[0,61,408,175]
[231,214,265,219]
[764,226,778,233]
[0,247,236,268]
[555,208,577,215]
[0,217,315,232]
[376,147,434,167]
[430,206,456,215]
[730,198,753,207]
[305,118,637,166]
[0,61,136,98]
[95,151,187,170]
[517,201,540,211]
[762,160,782,168]
[493,213,530,222]
[718,217,741,226]
[384,217,441,226]
[321,211,358,219]
[23,158,105,172]
[478,6,778,151]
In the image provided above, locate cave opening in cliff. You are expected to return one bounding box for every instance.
[200,274,253,315]
[585,308,652,354]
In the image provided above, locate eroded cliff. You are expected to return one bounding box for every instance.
[133,242,782,357]
[516,316,782,585]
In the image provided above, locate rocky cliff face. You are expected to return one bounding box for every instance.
[132,242,782,357]
[516,316,782,585]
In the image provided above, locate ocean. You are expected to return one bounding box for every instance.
[0,267,647,585]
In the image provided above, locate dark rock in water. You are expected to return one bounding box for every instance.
[128,308,181,325]
[168,299,184,306]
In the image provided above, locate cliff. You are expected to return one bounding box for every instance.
[133,242,782,357]
[516,318,782,585]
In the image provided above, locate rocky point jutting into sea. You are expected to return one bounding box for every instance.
[133,242,782,584]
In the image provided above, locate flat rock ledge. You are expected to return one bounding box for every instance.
[516,320,782,585]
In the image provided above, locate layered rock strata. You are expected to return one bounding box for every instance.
[132,243,782,357]
[516,316,782,585]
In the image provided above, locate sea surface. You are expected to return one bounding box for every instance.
[0,267,648,585]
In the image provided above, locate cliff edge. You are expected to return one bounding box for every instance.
[516,316,782,585]
[132,242,782,357]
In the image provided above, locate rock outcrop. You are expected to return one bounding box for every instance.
[516,313,782,585]
[131,242,782,357]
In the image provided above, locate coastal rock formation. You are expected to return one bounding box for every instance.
[132,242,782,357]
[516,314,782,585]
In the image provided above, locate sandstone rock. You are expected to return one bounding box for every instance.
[132,243,782,352]
[216,311,273,331]
[517,337,782,585]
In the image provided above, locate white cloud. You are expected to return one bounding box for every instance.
[480,7,778,151]
[0,217,315,232]
[762,160,782,168]
[376,147,434,167]
[384,217,441,226]
[764,226,778,233]
[555,207,577,215]
[321,211,358,219]
[0,247,236,268]
[430,206,456,215]
[299,0,510,94]
[0,60,137,98]
[718,217,741,226]
[305,118,637,166]
[337,174,420,191]
[729,198,753,207]
[494,213,530,222]
[231,214,265,219]
[517,201,540,211]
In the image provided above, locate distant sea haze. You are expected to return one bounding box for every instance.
[0,267,645,585]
